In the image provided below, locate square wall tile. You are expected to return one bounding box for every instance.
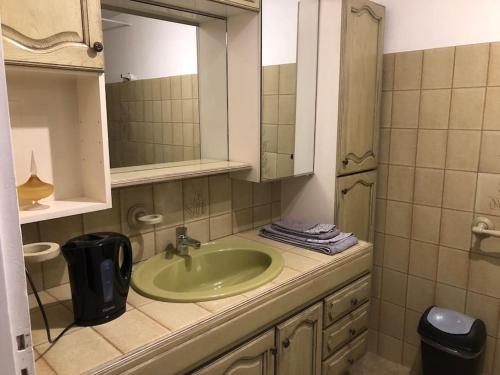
[253,183,272,206]
[392,90,420,128]
[277,125,295,154]
[263,65,279,95]
[435,283,466,312]
[409,240,438,280]
[279,63,297,94]
[469,253,500,298]
[209,174,232,216]
[379,129,391,164]
[394,51,423,90]
[253,204,272,228]
[440,209,473,251]
[437,246,469,289]
[153,181,183,229]
[271,181,281,202]
[419,89,451,129]
[415,129,447,169]
[263,95,278,124]
[130,232,155,263]
[276,154,294,178]
[278,95,296,125]
[209,213,233,240]
[385,200,412,238]
[262,124,278,152]
[160,77,171,99]
[382,54,395,91]
[413,168,444,207]
[484,87,500,130]
[155,226,176,253]
[453,43,489,88]
[375,199,387,233]
[411,205,441,244]
[479,131,500,173]
[404,309,422,346]
[488,42,500,86]
[185,218,210,243]
[170,76,182,99]
[442,170,477,211]
[181,75,193,99]
[379,301,405,339]
[475,173,500,216]
[377,164,388,199]
[232,180,253,210]
[465,292,500,337]
[406,275,435,312]
[449,88,486,130]
[389,129,418,166]
[422,47,455,89]
[383,235,410,273]
[83,190,121,233]
[446,130,481,171]
[183,177,209,222]
[380,91,392,128]
[374,232,385,266]
[262,152,277,180]
[378,333,403,363]
[232,208,253,234]
[387,165,414,202]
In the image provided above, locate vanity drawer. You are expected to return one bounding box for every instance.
[323,275,370,327]
[322,303,369,359]
[322,332,367,375]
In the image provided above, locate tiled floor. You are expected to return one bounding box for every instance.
[350,352,411,375]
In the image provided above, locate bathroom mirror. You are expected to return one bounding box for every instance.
[261,0,319,180]
[102,2,228,174]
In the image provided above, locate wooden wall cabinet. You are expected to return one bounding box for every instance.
[0,0,104,71]
[335,170,376,242]
[336,0,384,176]
[213,0,260,11]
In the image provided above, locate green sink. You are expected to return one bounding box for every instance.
[131,237,284,302]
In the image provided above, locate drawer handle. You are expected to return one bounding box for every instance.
[350,298,358,306]
[349,328,357,336]
[348,358,354,365]
[282,338,290,348]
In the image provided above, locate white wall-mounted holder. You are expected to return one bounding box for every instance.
[472,217,500,238]
[23,242,60,264]
[127,205,163,228]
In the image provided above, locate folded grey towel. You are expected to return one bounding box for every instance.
[262,225,350,244]
[271,220,339,240]
[260,230,358,255]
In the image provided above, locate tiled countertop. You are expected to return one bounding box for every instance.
[31,230,371,375]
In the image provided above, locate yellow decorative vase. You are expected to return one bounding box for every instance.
[17,152,54,210]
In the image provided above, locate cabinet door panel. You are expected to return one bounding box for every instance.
[193,330,275,375]
[337,0,384,175]
[213,0,260,10]
[335,170,376,242]
[276,303,322,375]
[0,0,104,70]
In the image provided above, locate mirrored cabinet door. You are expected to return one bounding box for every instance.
[261,0,319,181]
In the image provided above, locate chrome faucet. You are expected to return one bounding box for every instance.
[175,226,201,256]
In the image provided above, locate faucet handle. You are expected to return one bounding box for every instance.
[176,226,187,237]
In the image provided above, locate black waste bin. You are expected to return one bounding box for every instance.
[418,306,486,375]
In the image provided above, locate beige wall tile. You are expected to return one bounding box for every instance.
[279,63,297,94]
[271,201,281,222]
[253,183,272,206]
[406,275,435,312]
[119,185,154,235]
[392,90,420,128]
[390,129,418,166]
[409,240,438,280]
[263,65,279,95]
[419,89,451,130]
[378,333,403,363]
[35,356,55,375]
[276,154,294,178]
[198,295,247,313]
[232,180,253,210]
[449,88,486,130]
[469,253,500,298]
[151,78,161,99]
[381,91,392,128]
[181,99,193,123]
[153,181,183,228]
[140,301,211,330]
[479,131,500,173]
[154,226,176,253]
[394,51,423,90]
[488,42,500,86]
[263,95,278,123]
[380,301,405,339]
[383,235,410,273]
[183,177,209,222]
[31,302,75,346]
[387,166,415,202]
[382,269,408,306]
[484,87,500,130]
[42,254,69,289]
[382,54,395,91]
[403,309,421,346]
[372,265,382,298]
[277,125,295,154]
[379,129,391,164]
[402,343,419,370]
[232,208,253,234]
[278,95,296,125]
[435,283,466,312]
[415,129,447,169]
[375,199,387,233]
[21,222,39,244]
[369,297,380,330]
[440,209,473,251]
[170,76,182,99]
[422,47,455,89]
[253,204,272,228]
[181,75,193,99]
[262,152,277,180]
[130,232,155,263]
[453,43,489,88]
[385,200,413,238]
[446,130,481,171]
[437,246,469,288]
[209,213,233,240]
[484,336,496,374]
[475,173,500,216]
[442,170,477,211]
[209,174,232,215]
[144,101,153,122]
[160,77,171,99]
[262,124,278,152]
[143,79,153,100]
[374,232,385,266]
[411,205,441,244]
[413,168,444,207]
[83,191,121,233]
[377,164,388,199]
[185,218,210,243]
[171,100,182,122]
[465,291,500,337]
[153,101,162,123]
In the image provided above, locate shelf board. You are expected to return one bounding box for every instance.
[111,160,252,188]
[19,198,109,224]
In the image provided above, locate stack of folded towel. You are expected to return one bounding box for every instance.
[259,220,358,255]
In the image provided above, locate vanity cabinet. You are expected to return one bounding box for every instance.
[335,170,377,242]
[337,0,385,176]
[193,330,275,375]
[276,303,322,375]
[0,0,104,70]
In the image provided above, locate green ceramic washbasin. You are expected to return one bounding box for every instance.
[131,238,284,302]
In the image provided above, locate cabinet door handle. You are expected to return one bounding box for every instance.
[347,358,354,365]
[350,298,358,306]
[282,338,290,348]
[270,347,277,356]
[349,328,356,336]
[342,158,349,166]
[93,41,104,52]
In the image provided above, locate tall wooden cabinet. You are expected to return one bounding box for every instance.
[0,0,104,70]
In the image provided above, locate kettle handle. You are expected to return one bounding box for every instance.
[118,237,133,282]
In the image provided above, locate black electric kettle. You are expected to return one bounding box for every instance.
[62,232,132,326]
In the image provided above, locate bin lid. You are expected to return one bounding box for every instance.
[418,306,486,355]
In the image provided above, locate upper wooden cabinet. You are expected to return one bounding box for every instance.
[0,0,104,70]
[337,0,385,176]
[212,0,260,11]
[276,302,322,375]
